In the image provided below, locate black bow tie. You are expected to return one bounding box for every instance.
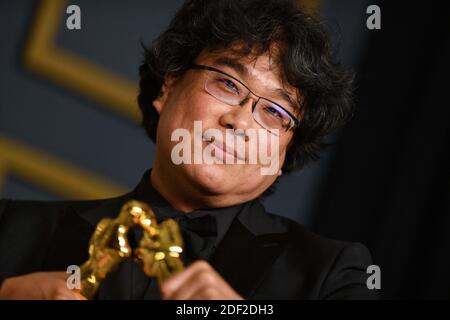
[173,214,218,263]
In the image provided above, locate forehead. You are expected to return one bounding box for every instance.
[197,47,283,80]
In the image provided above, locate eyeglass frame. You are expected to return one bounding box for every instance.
[189,64,300,133]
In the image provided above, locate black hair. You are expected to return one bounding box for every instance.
[138,0,354,172]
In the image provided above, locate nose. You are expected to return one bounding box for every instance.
[218,95,258,131]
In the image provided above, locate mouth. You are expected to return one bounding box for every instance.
[202,133,245,162]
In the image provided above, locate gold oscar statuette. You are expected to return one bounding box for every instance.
[78,200,184,299]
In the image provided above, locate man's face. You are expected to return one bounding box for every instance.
[152,48,300,206]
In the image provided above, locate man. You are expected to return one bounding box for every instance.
[0,0,378,299]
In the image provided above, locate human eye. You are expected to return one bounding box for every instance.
[216,77,240,95]
[263,105,284,119]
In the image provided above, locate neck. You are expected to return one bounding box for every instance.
[150,160,202,213]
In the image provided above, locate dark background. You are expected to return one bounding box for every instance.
[312,1,450,299]
[0,0,449,299]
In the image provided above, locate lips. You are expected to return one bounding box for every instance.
[202,133,245,161]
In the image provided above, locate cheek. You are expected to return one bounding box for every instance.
[187,92,226,123]
[255,131,290,158]
[156,90,224,153]
[158,88,200,130]
[169,89,220,126]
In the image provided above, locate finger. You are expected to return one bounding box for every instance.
[41,271,69,280]
[166,268,216,300]
[54,293,80,300]
[188,286,221,300]
[52,287,82,300]
[73,292,88,300]
[72,289,88,300]
[170,270,244,300]
[161,260,210,298]
[186,283,244,300]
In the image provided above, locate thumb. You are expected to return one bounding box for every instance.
[73,291,88,300]
[54,290,85,300]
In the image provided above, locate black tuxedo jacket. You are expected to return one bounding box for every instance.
[0,194,378,299]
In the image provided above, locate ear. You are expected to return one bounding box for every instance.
[152,76,177,114]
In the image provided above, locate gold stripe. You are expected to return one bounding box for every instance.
[298,0,321,14]
[24,0,140,122]
[0,135,127,199]
[0,159,7,195]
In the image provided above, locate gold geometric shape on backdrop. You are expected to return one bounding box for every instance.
[23,0,140,122]
[0,135,127,200]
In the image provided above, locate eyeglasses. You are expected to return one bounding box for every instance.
[190,64,299,135]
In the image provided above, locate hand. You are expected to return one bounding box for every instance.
[0,272,86,300]
[160,261,243,300]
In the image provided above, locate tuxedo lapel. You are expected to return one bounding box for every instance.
[77,193,139,300]
[209,200,289,299]
[40,196,133,270]
[41,206,94,271]
[77,193,134,227]
[43,193,138,299]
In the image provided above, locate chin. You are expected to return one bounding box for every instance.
[185,164,238,195]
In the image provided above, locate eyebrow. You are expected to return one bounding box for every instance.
[213,57,251,79]
[212,57,299,112]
